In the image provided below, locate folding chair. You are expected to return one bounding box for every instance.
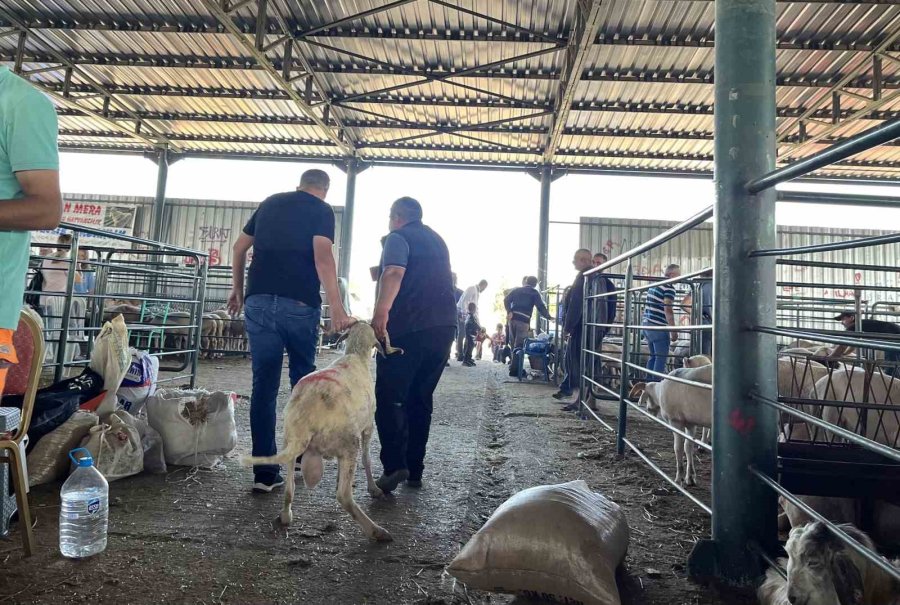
[0,308,45,556]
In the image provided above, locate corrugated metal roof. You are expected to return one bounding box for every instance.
[0,0,898,179]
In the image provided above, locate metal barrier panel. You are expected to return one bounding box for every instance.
[26,222,208,388]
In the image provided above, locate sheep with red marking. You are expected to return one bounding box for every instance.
[242,321,400,542]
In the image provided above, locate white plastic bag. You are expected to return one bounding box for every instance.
[116,349,159,415]
[146,389,237,468]
[89,315,130,416]
[27,410,99,486]
[448,480,630,605]
[75,410,143,482]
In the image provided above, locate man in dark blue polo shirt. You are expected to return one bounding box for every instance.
[228,169,351,493]
[371,197,457,493]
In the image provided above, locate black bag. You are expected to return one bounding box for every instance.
[2,367,104,451]
[23,269,43,312]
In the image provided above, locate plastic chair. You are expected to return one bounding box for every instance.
[0,308,45,556]
[514,338,553,382]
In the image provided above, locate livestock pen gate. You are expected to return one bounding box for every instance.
[5,0,900,589]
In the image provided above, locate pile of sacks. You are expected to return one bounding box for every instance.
[3,315,238,486]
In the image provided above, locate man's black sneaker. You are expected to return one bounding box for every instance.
[252,475,286,493]
[406,479,423,488]
[376,469,410,494]
[552,391,573,400]
[561,403,579,412]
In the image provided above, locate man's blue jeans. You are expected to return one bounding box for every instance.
[643,323,671,382]
[244,294,320,482]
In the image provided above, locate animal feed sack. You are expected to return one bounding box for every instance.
[448,480,629,605]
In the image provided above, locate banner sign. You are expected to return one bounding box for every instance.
[33,200,137,247]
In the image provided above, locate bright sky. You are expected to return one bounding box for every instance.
[59,152,900,328]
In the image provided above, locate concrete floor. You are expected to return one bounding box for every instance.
[0,354,754,605]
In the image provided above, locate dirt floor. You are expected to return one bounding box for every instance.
[0,354,758,605]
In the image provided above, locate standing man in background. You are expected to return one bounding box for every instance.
[504,276,553,377]
[229,169,352,494]
[0,66,62,395]
[642,264,681,380]
[456,279,487,361]
[553,249,592,406]
[371,197,457,493]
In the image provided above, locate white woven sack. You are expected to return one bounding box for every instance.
[146,389,237,468]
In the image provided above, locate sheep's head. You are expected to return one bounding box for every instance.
[784,521,869,605]
[628,382,659,415]
[340,321,404,357]
[683,354,712,368]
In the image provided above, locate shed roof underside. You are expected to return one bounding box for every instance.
[1,0,899,181]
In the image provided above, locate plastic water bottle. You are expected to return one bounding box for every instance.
[59,448,109,558]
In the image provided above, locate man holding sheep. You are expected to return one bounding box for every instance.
[229,169,352,493]
[371,197,457,493]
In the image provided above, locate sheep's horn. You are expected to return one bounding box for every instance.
[628,382,647,399]
[382,333,404,356]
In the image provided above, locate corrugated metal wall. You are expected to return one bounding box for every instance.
[62,193,344,267]
[580,217,900,289]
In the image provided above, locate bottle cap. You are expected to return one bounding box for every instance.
[68,448,93,468]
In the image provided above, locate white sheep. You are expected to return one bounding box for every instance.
[758,521,900,605]
[815,366,900,447]
[242,321,400,542]
[629,363,712,486]
[682,354,711,368]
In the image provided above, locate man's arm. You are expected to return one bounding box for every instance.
[372,266,405,339]
[829,344,852,359]
[313,236,351,332]
[503,291,513,313]
[0,170,62,231]
[534,289,552,320]
[227,232,253,316]
[664,294,678,341]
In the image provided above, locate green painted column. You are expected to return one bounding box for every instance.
[688,0,779,585]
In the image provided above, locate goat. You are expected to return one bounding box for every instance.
[241,322,401,542]
[759,521,900,605]
[629,363,712,486]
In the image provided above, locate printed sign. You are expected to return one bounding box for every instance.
[32,200,137,247]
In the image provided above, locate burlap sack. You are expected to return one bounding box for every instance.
[448,480,629,605]
[27,410,99,486]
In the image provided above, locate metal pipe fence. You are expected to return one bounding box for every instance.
[26,222,208,388]
[741,111,900,582]
[576,195,900,583]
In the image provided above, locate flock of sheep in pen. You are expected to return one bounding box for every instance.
[102,301,246,358]
[593,339,900,604]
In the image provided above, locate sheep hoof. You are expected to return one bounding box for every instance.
[368,486,385,499]
[279,511,293,526]
[371,526,393,543]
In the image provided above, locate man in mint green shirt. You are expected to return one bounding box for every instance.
[0,66,62,332]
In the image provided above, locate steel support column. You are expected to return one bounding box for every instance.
[688,0,778,585]
[538,165,552,287]
[151,148,170,242]
[338,158,358,281]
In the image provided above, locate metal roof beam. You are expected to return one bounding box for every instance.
[8,19,898,53]
[544,0,605,162]
[5,52,898,91]
[53,145,900,184]
[198,0,352,153]
[47,88,900,123]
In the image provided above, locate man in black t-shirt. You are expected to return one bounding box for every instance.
[228,169,351,493]
[829,311,900,376]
